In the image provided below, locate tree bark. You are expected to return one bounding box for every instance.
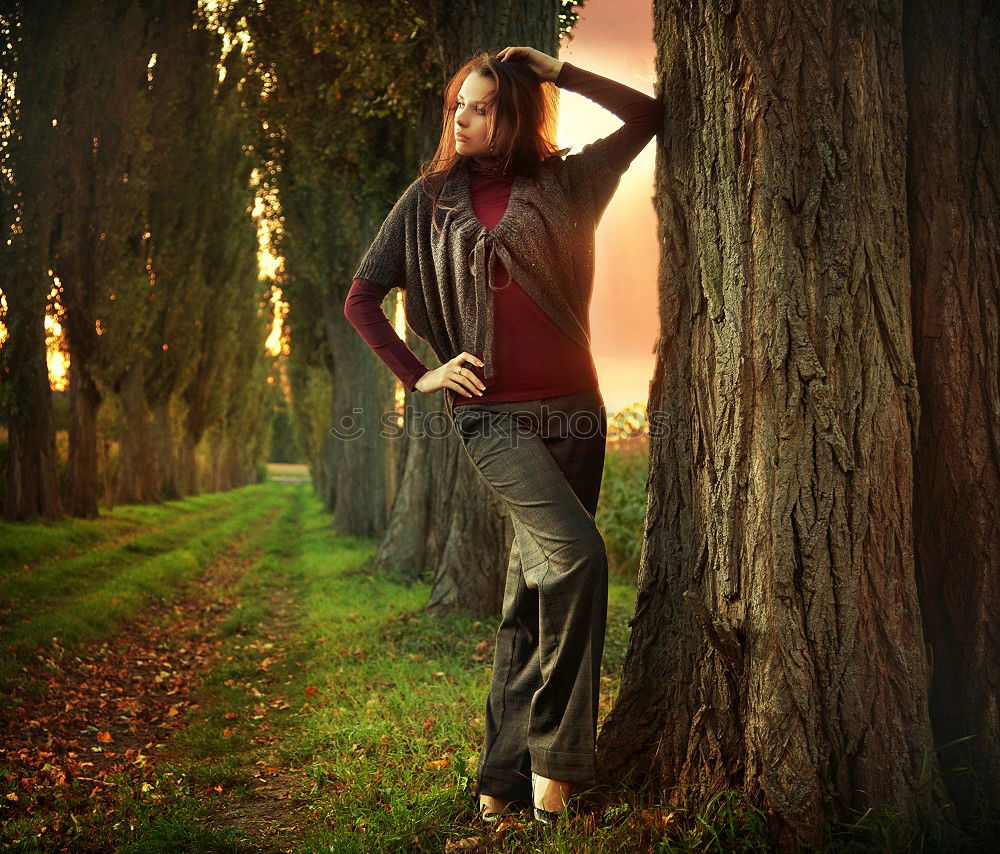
[153,397,180,502]
[65,357,101,518]
[327,290,393,538]
[904,0,1000,829]
[599,0,953,847]
[114,361,160,505]
[1,6,65,521]
[0,276,64,521]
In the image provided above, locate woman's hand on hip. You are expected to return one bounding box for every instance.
[414,352,486,397]
[496,46,563,82]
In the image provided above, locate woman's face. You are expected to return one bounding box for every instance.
[454,72,496,157]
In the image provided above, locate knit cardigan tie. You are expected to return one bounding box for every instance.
[467,227,503,368]
[465,154,512,373]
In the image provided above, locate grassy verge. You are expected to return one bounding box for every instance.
[0,489,265,574]
[0,484,283,690]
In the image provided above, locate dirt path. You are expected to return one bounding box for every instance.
[0,504,284,851]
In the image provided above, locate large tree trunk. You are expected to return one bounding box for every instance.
[372,0,564,615]
[1,9,65,521]
[64,356,101,518]
[176,429,199,496]
[327,229,396,538]
[598,1,953,848]
[114,362,161,505]
[904,0,1000,829]
[153,398,180,501]
[1,279,64,521]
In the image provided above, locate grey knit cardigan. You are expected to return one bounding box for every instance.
[352,126,629,417]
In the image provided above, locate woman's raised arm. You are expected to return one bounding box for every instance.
[556,61,664,175]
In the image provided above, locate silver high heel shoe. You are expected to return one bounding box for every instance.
[479,797,506,824]
[479,793,524,825]
[531,771,576,824]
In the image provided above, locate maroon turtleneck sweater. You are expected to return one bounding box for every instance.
[344,61,663,402]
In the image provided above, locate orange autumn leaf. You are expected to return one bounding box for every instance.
[96,731,112,743]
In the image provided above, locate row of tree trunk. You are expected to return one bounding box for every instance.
[1,0,275,519]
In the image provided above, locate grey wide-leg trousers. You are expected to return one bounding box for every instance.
[450,387,608,804]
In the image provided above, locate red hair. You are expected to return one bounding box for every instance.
[417,50,570,235]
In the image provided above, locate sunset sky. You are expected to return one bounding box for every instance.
[556,0,659,414]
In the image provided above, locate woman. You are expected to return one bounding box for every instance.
[345,45,663,825]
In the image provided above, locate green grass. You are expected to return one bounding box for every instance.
[598,443,648,578]
[0,484,283,690]
[0,490,251,573]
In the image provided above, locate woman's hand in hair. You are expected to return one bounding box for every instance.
[496,46,563,82]
[414,353,486,397]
